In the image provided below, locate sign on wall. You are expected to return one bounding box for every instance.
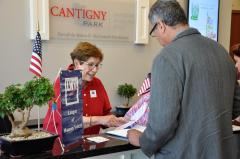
[188,0,220,41]
[49,0,135,42]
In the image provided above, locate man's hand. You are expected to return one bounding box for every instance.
[127,129,142,146]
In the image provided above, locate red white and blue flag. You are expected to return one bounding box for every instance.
[137,73,151,96]
[29,32,42,77]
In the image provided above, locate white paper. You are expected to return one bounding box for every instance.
[86,136,109,143]
[115,102,148,130]
[233,125,240,131]
[106,102,147,139]
[106,129,129,138]
[130,102,148,121]
[106,124,146,138]
[115,120,136,130]
[132,125,146,132]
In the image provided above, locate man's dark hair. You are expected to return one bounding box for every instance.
[149,0,187,26]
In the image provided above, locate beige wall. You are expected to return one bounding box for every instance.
[218,0,233,51]
[233,0,240,10]
[0,0,233,120]
[0,0,160,120]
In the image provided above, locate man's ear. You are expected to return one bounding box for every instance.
[159,21,166,33]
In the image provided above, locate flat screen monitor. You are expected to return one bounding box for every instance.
[188,0,220,41]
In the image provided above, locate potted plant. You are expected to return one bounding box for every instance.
[0,77,57,156]
[116,83,137,117]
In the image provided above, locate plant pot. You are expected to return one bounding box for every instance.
[0,130,58,156]
[115,106,130,117]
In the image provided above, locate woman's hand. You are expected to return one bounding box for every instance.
[83,115,128,128]
[100,115,128,127]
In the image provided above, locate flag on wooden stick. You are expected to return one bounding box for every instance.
[29,32,42,77]
[137,73,151,96]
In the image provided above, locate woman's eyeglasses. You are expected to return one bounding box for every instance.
[81,61,103,69]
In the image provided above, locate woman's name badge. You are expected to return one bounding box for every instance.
[90,90,97,98]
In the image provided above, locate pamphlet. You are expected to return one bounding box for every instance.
[86,136,109,143]
[106,102,147,139]
[106,124,146,138]
[233,125,240,132]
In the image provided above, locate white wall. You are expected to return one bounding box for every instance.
[0,0,160,120]
[0,0,233,120]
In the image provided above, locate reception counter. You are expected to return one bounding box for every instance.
[1,120,239,159]
[0,134,149,159]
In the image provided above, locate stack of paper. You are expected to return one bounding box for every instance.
[106,103,147,138]
[106,124,146,138]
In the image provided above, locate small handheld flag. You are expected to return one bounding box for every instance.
[137,73,151,96]
[29,32,42,77]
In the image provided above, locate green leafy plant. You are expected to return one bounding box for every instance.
[117,83,137,107]
[0,77,54,137]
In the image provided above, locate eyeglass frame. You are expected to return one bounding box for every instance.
[149,23,158,37]
[80,61,103,69]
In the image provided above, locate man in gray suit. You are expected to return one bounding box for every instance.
[127,0,240,159]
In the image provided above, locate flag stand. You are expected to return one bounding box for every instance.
[37,107,40,131]
[35,0,40,132]
[44,68,64,153]
[37,20,40,131]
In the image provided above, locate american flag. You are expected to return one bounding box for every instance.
[29,32,42,77]
[137,73,151,96]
